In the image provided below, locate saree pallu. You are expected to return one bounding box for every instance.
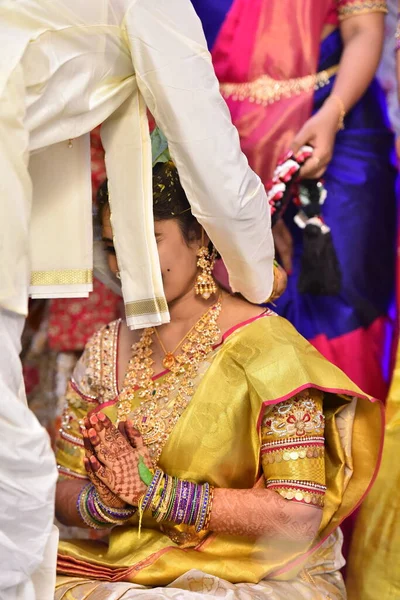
[55,315,383,598]
[346,347,400,599]
[192,0,397,401]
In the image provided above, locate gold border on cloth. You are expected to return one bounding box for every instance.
[30,269,93,286]
[220,65,339,106]
[338,1,387,21]
[125,297,168,317]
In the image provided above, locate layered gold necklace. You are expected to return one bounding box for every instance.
[117,298,222,464]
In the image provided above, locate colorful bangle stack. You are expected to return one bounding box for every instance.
[141,469,214,532]
[77,483,137,530]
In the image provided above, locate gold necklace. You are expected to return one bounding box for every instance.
[153,315,207,370]
[116,298,222,464]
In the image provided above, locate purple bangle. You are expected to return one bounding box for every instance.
[180,480,193,525]
[87,487,105,523]
[172,479,186,523]
[188,483,198,527]
[192,484,202,527]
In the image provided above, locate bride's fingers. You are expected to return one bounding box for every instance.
[82,427,94,452]
[89,413,104,434]
[89,454,103,473]
[90,460,116,491]
[125,420,142,449]
[83,456,94,475]
[88,427,101,447]
[97,412,113,429]
[118,421,130,441]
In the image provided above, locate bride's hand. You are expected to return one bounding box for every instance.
[82,425,126,509]
[85,413,153,506]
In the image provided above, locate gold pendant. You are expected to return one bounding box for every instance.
[162,353,176,370]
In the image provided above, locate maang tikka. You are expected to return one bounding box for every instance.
[195,230,217,300]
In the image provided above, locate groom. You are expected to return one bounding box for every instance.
[0,1,275,599]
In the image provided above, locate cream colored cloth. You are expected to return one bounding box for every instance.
[0,309,58,600]
[0,0,274,329]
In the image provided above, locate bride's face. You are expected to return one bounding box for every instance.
[101,206,202,303]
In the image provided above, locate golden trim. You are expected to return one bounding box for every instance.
[125,296,168,317]
[30,269,92,286]
[338,1,387,21]
[220,65,339,107]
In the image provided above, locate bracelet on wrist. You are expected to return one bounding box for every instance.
[325,94,346,131]
[77,483,137,530]
[142,469,214,533]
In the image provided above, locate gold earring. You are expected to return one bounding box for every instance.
[195,231,217,300]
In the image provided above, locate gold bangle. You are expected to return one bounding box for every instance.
[327,94,346,131]
[264,263,281,304]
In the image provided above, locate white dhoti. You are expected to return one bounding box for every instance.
[0,1,275,595]
[0,309,58,600]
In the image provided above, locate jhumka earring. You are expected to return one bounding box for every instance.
[195,231,217,300]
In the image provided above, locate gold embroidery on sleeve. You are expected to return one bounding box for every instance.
[338,0,387,21]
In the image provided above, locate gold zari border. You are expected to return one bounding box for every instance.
[220,65,339,106]
[338,1,387,21]
[125,296,168,317]
[273,486,325,507]
[30,269,92,286]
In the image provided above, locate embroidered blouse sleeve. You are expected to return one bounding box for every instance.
[55,329,104,481]
[336,0,388,21]
[261,389,326,508]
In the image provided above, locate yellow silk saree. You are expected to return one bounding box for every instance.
[55,313,382,599]
[347,343,400,599]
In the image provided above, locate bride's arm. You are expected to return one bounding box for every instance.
[209,487,322,542]
[209,389,325,542]
[86,390,325,545]
[56,479,88,528]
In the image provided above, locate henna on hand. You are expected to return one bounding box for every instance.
[81,426,126,509]
[209,488,322,543]
[87,413,152,506]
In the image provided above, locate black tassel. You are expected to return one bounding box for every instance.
[297,221,341,295]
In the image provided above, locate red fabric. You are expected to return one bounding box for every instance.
[311,317,390,402]
[48,278,121,351]
[324,5,339,25]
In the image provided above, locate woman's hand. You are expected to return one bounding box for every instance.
[85,413,153,506]
[82,426,127,509]
[291,98,341,179]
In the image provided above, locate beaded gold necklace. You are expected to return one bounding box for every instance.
[117,298,222,464]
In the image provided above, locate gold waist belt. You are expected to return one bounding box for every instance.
[220,65,339,106]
